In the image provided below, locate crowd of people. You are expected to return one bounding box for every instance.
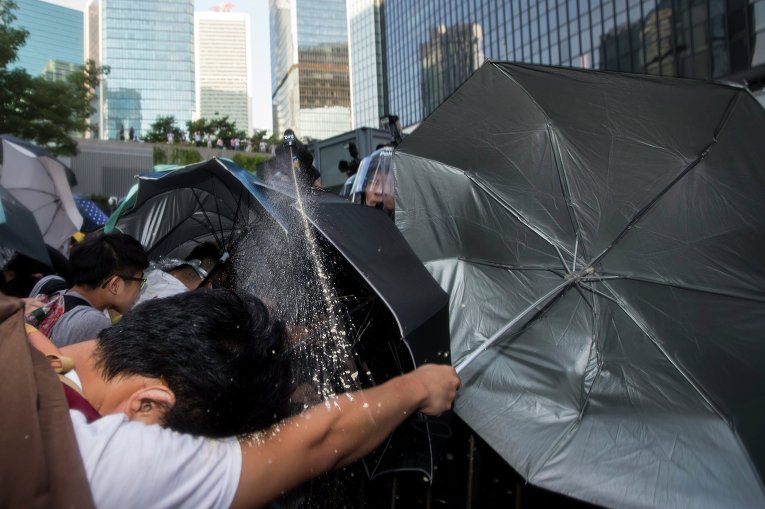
[2,231,459,508]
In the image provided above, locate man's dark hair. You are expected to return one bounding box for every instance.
[69,233,148,287]
[95,289,293,438]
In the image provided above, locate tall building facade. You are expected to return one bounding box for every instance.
[385,0,765,128]
[12,0,84,76]
[346,0,388,129]
[194,10,252,135]
[269,0,351,141]
[90,0,195,140]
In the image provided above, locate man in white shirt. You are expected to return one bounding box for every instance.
[56,289,459,508]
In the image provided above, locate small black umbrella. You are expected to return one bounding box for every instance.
[0,185,51,269]
[110,158,451,478]
[394,62,765,508]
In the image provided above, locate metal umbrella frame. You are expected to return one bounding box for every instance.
[394,61,765,508]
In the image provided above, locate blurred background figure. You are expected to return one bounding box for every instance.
[338,142,362,198]
[279,129,321,187]
[1,246,71,298]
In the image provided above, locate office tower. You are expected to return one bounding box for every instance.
[195,9,252,135]
[269,0,351,140]
[346,0,387,130]
[12,0,84,77]
[90,0,195,140]
[384,0,765,128]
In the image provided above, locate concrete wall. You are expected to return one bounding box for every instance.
[67,139,154,198]
[67,139,263,198]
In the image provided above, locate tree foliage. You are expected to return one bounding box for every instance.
[249,129,268,149]
[185,115,247,146]
[0,0,104,155]
[144,115,184,143]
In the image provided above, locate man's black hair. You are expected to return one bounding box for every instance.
[185,241,220,264]
[69,233,148,287]
[95,288,293,438]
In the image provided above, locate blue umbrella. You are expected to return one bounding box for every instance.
[74,195,108,231]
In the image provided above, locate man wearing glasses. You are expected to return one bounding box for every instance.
[29,233,149,347]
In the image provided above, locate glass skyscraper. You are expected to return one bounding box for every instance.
[270,0,351,140]
[384,0,765,128]
[347,0,388,129]
[93,0,195,140]
[12,0,84,76]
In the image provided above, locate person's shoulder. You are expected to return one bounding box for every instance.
[63,305,110,323]
[71,411,242,509]
[52,306,111,346]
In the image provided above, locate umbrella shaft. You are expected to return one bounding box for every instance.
[455,268,592,374]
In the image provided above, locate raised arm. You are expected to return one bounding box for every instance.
[231,363,460,509]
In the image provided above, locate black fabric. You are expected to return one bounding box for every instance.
[394,61,765,508]
[62,294,90,312]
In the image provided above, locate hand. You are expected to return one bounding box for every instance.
[21,296,47,316]
[409,364,460,416]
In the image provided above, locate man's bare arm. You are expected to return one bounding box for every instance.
[231,364,459,509]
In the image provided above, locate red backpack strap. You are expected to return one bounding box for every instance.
[46,353,102,423]
[36,295,65,337]
[60,383,101,423]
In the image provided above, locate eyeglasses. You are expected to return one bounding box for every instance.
[116,273,147,289]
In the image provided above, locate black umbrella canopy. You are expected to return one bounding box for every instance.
[394,61,765,508]
[0,184,51,269]
[113,158,451,478]
[113,158,266,260]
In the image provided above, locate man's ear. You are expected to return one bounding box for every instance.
[103,275,120,295]
[125,385,176,425]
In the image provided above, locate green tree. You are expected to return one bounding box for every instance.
[249,129,268,150]
[208,115,240,146]
[186,116,248,147]
[144,115,184,143]
[0,1,104,155]
[186,118,212,138]
[0,0,26,68]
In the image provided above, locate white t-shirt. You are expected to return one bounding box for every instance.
[70,410,241,509]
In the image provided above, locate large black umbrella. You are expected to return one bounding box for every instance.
[0,184,51,269]
[394,62,765,508]
[110,157,451,478]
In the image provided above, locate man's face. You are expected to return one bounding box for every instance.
[111,270,145,313]
[364,169,395,212]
